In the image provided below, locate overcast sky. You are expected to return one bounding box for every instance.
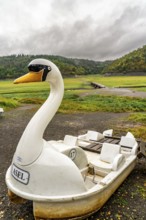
[0,0,146,61]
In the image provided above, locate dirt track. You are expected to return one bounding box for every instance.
[81,87,146,98]
[0,105,146,220]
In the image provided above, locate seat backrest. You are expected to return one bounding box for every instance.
[103,129,113,137]
[86,130,104,141]
[119,136,136,148]
[64,135,78,147]
[100,143,121,163]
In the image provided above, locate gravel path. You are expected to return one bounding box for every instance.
[81,87,146,98]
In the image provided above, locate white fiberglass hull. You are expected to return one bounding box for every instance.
[6,153,136,219]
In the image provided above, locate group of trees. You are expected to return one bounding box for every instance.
[1,45,146,79]
[103,45,146,74]
[0,54,109,79]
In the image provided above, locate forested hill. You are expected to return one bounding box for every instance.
[103,45,146,75]
[1,45,146,79]
[0,54,110,79]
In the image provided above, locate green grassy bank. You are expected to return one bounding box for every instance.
[1,75,146,140]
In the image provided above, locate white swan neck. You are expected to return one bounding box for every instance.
[14,73,64,166]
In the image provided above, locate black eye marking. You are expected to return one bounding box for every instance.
[28,64,51,73]
[42,66,51,81]
[28,64,52,81]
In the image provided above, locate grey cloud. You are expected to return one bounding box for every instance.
[51,0,77,12]
[1,1,146,60]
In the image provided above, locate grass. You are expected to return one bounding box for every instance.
[136,185,146,199]
[114,112,146,141]
[128,113,146,123]
[126,126,146,141]
[79,75,146,88]
[1,76,146,113]
[1,75,146,94]
[0,97,18,110]
[1,76,146,140]
[59,94,146,113]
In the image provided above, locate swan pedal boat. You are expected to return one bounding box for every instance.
[5,59,139,220]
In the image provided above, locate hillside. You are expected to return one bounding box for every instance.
[103,45,146,75]
[1,45,146,79]
[0,54,110,79]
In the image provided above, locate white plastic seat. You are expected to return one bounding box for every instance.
[103,129,113,137]
[86,130,104,141]
[78,130,104,147]
[90,143,124,173]
[119,132,138,155]
[64,135,78,146]
[49,135,78,151]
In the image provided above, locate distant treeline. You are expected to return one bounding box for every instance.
[1,45,146,79]
[0,54,110,79]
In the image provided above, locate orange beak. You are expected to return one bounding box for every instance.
[14,71,43,84]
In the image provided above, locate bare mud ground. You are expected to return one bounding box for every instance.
[0,105,146,220]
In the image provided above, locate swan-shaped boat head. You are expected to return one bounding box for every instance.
[14,58,56,84]
[6,59,87,199]
[14,59,65,166]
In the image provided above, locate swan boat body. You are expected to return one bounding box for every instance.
[6,59,139,220]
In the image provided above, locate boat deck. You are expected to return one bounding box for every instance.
[79,136,143,155]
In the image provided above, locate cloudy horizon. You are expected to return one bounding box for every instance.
[0,0,146,61]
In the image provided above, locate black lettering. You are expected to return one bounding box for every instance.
[13,168,25,181]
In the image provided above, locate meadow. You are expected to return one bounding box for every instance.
[1,75,146,112]
[1,75,146,140]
